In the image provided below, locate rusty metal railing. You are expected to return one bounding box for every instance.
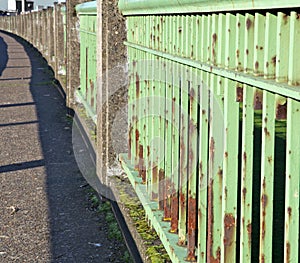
[118,1,300,262]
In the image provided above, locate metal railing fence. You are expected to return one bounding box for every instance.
[118,1,300,262]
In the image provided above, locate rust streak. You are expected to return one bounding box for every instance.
[247,223,252,245]
[135,129,140,160]
[286,242,290,263]
[135,73,140,98]
[224,214,236,257]
[186,197,197,262]
[170,191,179,233]
[128,126,132,159]
[158,169,165,210]
[264,127,270,137]
[254,90,263,110]
[246,18,252,30]
[276,103,287,120]
[242,187,247,202]
[287,207,292,218]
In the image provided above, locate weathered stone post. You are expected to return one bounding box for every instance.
[96,0,127,197]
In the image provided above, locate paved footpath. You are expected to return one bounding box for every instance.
[0,31,127,262]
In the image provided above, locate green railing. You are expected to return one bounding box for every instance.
[76,1,97,122]
[118,1,300,262]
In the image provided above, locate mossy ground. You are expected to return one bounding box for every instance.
[113,175,171,263]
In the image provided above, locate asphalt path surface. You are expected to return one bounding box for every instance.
[0,31,128,262]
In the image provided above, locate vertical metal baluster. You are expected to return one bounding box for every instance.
[259,91,276,263]
[288,11,300,86]
[239,84,255,263]
[284,98,300,263]
[253,13,265,76]
[236,13,245,71]
[170,15,180,234]
[197,69,209,263]
[276,12,290,83]
[186,15,198,262]
[264,13,277,79]
[244,13,254,74]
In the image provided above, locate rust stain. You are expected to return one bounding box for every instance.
[254,90,263,110]
[218,168,223,180]
[135,129,140,159]
[212,33,217,45]
[135,73,140,98]
[286,242,290,263]
[264,127,270,137]
[236,86,244,102]
[261,254,265,263]
[246,49,249,55]
[172,97,176,114]
[159,169,165,210]
[261,194,268,209]
[276,103,287,120]
[170,191,179,233]
[207,178,221,263]
[255,61,259,70]
[265,62,269,68]
[287,207,292,218]
[209,247,221,263]
[186,197,197,262]
[243,152,247,162]
[140,169,146,185]
[261,193,268,240]
[242,187,247,201]
[190,87,195,101]
[128,127,132,159]
[224,214,235,258]
[271,56,276,66]
[147,145,150,157]
[247,223,252,244]
[238,22,241,27]
[246,18,252,30]
[138,145,146,184]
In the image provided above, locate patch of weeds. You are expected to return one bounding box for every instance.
[122,251,133,263]
[113,176,171,262]
[87,192,133,261]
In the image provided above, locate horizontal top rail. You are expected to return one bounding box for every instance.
[75,1,97,15]
[118,0,300,15]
